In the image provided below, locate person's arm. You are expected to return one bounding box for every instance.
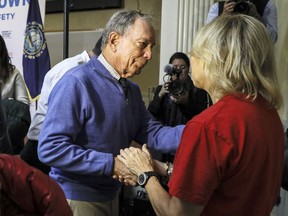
[0,154,73,215]
[13,69,29,105]
[118,144,205,216]
[0,102,13,154]
[207,1,239,24]
[38,73,114,176]
[261,0,278,43]
[206,3,219,24]
[244,1,277,43]
[145,180,205,216]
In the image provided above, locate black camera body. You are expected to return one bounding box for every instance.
[163,64,186,96]
[229,0,250,14]
[167,79,184,96]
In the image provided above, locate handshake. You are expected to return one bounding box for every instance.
[113,143,171,187]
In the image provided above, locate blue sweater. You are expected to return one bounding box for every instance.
[38,57,184,202]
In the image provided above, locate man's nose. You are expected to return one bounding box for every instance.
[143,46,153,60]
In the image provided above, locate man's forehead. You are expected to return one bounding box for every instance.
[126,20,155,44]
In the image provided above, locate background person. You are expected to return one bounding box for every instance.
[20,36,102,175]
[0,35,30,154]
[148,52,211,163]
[0,35,29,105]
[118,14,284,216]
[206,0,278,43]
[0,154,73,215]
[0,96,12,154]
[38,10,184,216]
[148,52,210,127]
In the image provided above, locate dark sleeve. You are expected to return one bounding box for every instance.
[0,101,13,154]
[178,80,210,120]
[147,85,166,121]
[20,139,51,175]
[282,129,288,191]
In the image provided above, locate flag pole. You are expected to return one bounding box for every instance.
[63,0,74,60]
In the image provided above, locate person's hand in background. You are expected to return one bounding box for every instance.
[222,1,237,15]
[158,84,169,98]
[170,89,189,105]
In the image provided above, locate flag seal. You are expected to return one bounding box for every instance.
[23,21,46,59]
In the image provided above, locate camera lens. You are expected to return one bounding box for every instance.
[234,1,250,14]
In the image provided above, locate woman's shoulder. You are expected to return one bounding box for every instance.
[9,68,22,79]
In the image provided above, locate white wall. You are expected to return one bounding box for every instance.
[45,30,103,67]
[159,0,213,84]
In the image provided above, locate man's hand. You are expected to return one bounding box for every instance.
[113,157,138,186]
[117,144,154,176]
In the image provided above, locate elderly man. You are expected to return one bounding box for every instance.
[20,36,102,175]
[38,10,184,216]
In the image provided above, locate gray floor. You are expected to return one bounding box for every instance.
[271,189,288,216]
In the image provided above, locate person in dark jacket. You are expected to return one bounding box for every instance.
[282,128,288,191]
[148,52,211,162]
[0,96,13,154]
[148,52,211,127]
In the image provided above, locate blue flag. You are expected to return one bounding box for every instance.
[23,0,50,101]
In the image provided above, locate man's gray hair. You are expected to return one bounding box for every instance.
[101,10,152,48]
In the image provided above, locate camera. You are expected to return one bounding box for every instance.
[163,64,186,96]
[229,0,250,14]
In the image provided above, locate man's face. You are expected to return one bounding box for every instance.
[115,18,155,78]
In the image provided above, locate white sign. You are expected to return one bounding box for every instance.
[0,0,46,75]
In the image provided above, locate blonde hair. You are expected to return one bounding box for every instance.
[191,14,282,109]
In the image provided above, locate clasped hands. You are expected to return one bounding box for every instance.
[113,144,154,186]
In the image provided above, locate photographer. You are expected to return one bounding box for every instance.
[206,0,278,43]
[148,52,210,164]
[148,52,210,128]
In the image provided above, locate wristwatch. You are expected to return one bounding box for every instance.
[137,171,159,187]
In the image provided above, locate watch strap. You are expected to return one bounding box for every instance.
[138,171,159,187]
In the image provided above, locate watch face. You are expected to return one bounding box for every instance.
[138,173,147,186]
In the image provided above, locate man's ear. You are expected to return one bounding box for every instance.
[108,32,120,52]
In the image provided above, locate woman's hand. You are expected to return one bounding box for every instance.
[117,144,154,176]
[159,84,169,98]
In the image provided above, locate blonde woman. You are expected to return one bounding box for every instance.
[118,14,283,216]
